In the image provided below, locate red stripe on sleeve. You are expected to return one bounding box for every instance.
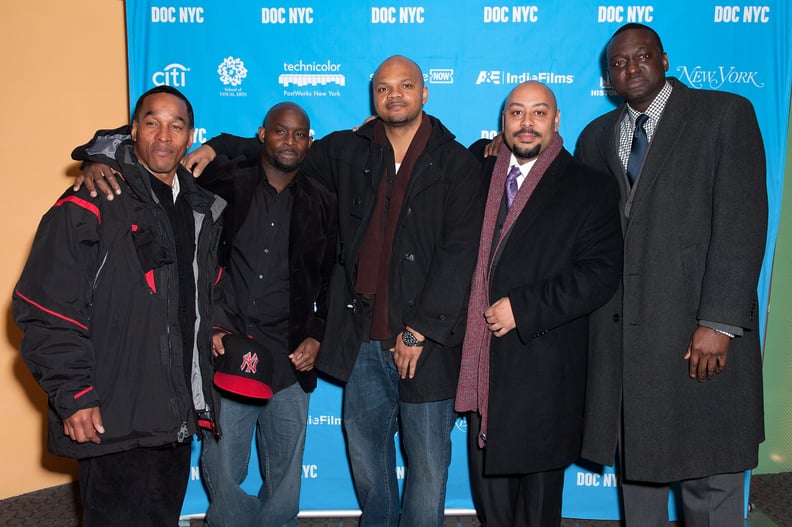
[14,289,89,331]
[73,386,94,400]
[54,196,101,224]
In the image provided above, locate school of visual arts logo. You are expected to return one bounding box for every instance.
[218,56,248,87]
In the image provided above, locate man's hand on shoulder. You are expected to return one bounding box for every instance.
[181,144,217,178]
[483,133,503,158]
[73,162,122,201]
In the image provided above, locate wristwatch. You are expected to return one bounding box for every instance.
[401,328,425,347]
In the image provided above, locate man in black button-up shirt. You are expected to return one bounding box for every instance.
[198,102,336,527]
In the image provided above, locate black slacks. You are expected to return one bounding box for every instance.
[466,412,565,527]
[78,442,191,527]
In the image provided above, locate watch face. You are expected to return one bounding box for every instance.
[402,330,422,347]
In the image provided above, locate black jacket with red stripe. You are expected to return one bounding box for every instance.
[13,139,225,459]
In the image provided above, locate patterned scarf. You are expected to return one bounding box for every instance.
[455,132,564,448]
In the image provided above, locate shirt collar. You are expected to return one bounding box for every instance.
[626,80,673,124]
[509,153,538,178]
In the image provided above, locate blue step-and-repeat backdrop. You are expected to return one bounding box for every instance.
[124,0,791,520]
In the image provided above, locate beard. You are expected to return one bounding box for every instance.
[271,150,302,172]
[511,143,541,160]
[508,127,544,161]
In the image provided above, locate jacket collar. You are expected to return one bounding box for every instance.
[355,112,457,153]
[116,141,226,222]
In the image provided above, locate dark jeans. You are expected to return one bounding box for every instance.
[78,443,191,527]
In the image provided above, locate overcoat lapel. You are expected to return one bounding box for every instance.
[627,85,689,231]
[491,156,566,268]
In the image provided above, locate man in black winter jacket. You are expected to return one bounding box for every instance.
[13,86,225,527]
[176,55,483,527]
[70,102,336,527]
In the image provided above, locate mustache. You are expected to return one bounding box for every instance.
[513,128,542,138]
[275,148,298,156]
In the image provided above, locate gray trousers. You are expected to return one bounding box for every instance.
[622,472,745,527]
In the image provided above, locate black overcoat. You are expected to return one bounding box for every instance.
[473,142,623,474]
[575,79,767,482]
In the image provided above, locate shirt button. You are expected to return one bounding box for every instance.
[258,274,264,280]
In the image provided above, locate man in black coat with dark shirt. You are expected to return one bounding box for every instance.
[198,102,335,527]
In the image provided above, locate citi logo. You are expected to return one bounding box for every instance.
[152,63,189,87]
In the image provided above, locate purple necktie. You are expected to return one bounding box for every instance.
[506,165,521,208]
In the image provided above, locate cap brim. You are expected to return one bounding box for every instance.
[213,371,273,400]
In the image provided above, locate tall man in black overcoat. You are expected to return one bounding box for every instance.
[575,23,767,527]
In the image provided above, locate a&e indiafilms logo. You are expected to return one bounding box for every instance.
[217,56,248,97]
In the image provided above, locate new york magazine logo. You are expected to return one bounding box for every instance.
[218,56,248,97]
[675,65,765,89]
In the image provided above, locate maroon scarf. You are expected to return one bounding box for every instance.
[455,132,564,447]
[356,115,433,340]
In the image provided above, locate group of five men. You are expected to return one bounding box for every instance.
[14,22,766,527]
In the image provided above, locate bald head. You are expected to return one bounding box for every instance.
[373,55,425,90]
[263,101,310,130]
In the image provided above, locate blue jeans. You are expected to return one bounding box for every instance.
[202,382,310,527]
[343,340,456,527]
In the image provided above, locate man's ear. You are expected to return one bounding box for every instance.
[186,128,195,151]
[130,121,138,142]
[257,126,267,143]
